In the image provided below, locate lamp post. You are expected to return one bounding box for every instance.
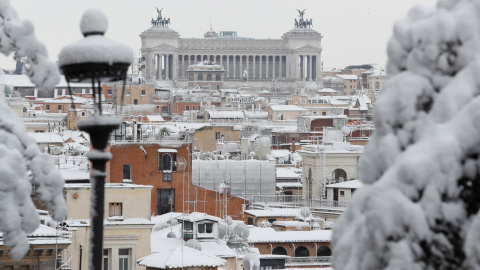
[59,9,133,270]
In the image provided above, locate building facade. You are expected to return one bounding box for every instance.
[140,10,323,90]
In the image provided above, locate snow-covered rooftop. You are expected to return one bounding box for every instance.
[146,115,165,122]
[325,179,363,189]
[60,170,90,181]
[276,182,303,189]
[272,221,309,227]
[269,105,307,111]
[138,246,227,268]
[244,208,311,219]
[28,132,64,144]
[248,227,332,243]
[276,167,302,180]
[64,183,153,189]
[336,74,359,80]
[207,110,245,119]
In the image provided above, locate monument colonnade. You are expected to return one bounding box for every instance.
[146,52,320,82]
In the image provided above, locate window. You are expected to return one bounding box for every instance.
[340,191,345,197]
[81,111,86,117]
[163,153,172,171]
[118,249,130,270]
[134,99,138,105]
[247,217,254,225]
[58,105,62,111]
[186,105,190,111]
[157,188,174,215]
[272,136,277,145]
[108,203,122,217]
[107,89,112,95]
[375,82,380,90]
[216,74,221,81]
[215,132,220,140]
[123,164,131,180]
[162,106,168,113]
[162,173,172,181]
[207,73,212,81]
[198,74,203,81]
[216,85,220,89]
[126,90,130,96]
[268,218,276,223]
[46,105,50,110]
[322,112,326,116]
[198,223,213,233]
[192,105,195,110]
[158,153,177,172]
[141,90,146,96]
[103,249,110,270]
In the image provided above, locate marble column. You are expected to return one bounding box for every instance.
[266,56,270,80]
[233,56,236,79]
[273,56,276,79]
[253,56,256,80]
[259,56,263,80]
[227,56,230,79]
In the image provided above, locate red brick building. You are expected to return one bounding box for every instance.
[108,142,246,219]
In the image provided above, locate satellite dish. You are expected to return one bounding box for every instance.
[233,223,250,239]
[227,225,235,237]
[341,126,351,136]
[167,231,177,238]
[185,239,202,251]
[225,216,233,225]
[218,223,227,238]
[243,253,260,270]
[295,225,303,231]
[299,207,311,220]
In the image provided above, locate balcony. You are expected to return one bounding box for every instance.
[285,256,332,266]
[246,194,348,211]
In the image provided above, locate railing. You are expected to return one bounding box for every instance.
[246,195,348,210]
[286,256,332,265]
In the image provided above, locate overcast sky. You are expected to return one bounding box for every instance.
[1,0,437,71]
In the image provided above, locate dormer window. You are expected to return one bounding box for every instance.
[198,223,213,234]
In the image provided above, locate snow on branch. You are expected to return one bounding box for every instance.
[333,0,480,269]
[0,0,59,89]
[0,0,65,260]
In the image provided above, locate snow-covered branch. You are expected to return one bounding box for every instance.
[333,0,480,269]
[0,0,59,89]
[0,0,65,260]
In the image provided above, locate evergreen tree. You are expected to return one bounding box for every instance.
[333,1,480,269]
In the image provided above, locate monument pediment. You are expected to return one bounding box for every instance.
[294,44,320,52]
[150,43,178,51]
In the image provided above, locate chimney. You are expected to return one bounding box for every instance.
[292,138,296,153]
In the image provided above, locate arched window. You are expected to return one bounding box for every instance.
[163,153,172,171]
[272,246,287,256]
[294,246,309,257]
[216,74,221,81]
[317,246,332,256]
[198,74,203,81]
[332,168,347,183]
[375,82,380,90]
[207,74,212,81]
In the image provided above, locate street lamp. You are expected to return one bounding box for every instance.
[58,9,133,270]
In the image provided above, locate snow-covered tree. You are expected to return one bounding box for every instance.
[0,0,65,260]
[333,0,480,269]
